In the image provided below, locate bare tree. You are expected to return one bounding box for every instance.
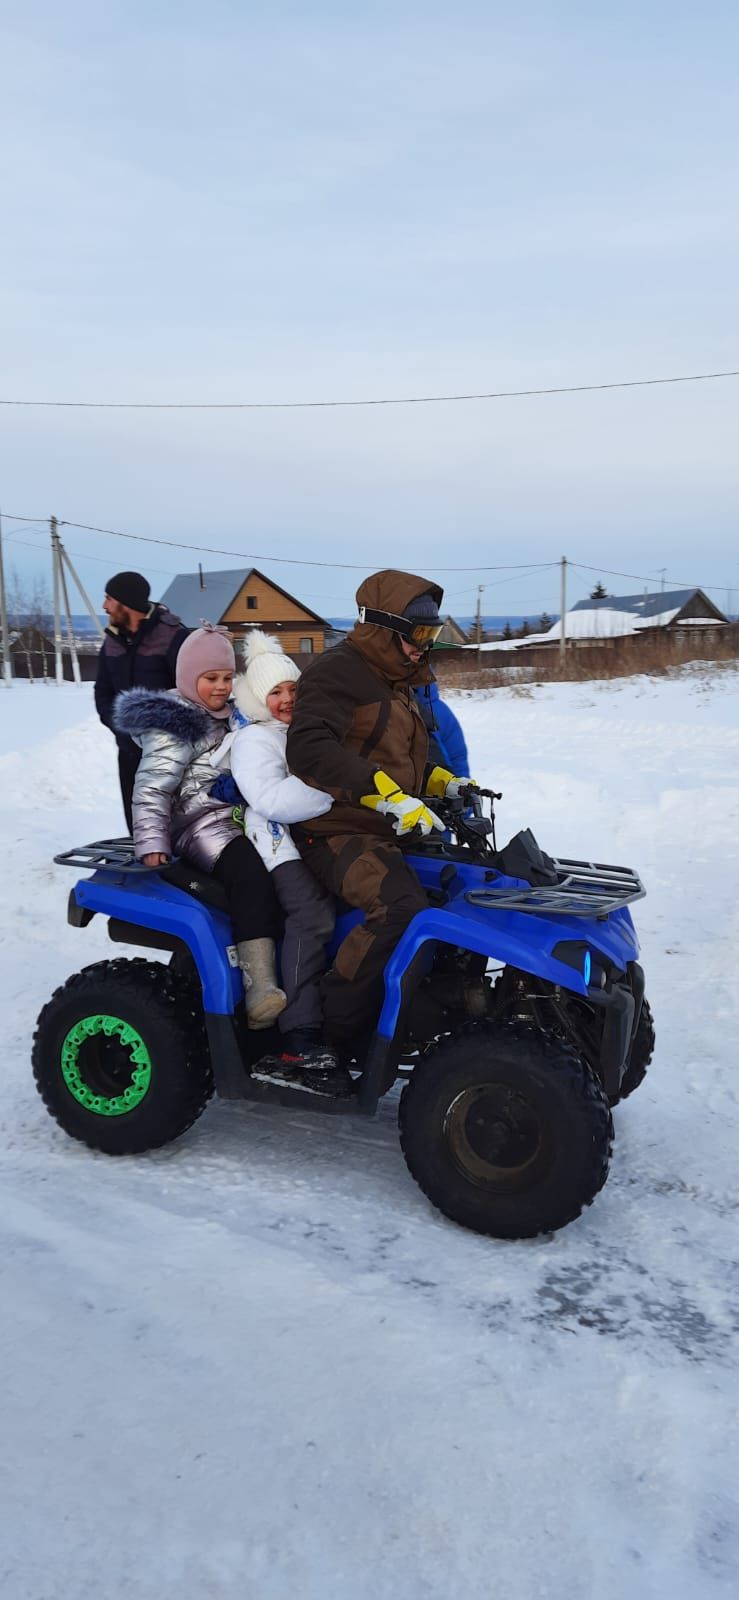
[8,569,53,680]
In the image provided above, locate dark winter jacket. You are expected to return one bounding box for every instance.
[113,687,241,869]
[94,605,189,748]
[414,681,470,775]
[287,570,443,841]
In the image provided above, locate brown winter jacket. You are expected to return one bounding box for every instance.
[287,569,443,841]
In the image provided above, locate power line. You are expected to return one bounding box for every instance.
[2,512,731,597]
[1,510,556,576]
[0,367,738,412]
[2,531,356,602]
[52,518,556,575]
[3,534,175,577]
[445,563,561,600]
[569,560,725,594]
[0,512,50,524]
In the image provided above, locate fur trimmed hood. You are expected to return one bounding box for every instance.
[113,687,214,744]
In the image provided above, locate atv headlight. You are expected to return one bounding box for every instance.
[553,939,609,990]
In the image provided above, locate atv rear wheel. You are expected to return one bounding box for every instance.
[33,958,213,1154]
[398,1019,613,1239]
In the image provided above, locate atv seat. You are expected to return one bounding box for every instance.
[157,860,229,914]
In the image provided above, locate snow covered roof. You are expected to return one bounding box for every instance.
[571,589,718,620]
[463,589,728,650]
[542,606,682,641]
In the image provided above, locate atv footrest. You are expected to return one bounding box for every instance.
[239,1074,363,1115]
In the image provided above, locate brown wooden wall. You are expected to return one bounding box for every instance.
[222,573,326,653]
[230,623,325,657]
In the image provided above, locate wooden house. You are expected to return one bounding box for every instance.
[159,567,330,656]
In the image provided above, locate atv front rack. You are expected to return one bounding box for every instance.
[465,858,645,919]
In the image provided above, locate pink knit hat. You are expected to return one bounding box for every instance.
[176,623,235,718]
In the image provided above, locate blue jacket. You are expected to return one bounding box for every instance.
[414,681,470,775]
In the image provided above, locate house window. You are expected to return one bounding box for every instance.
[246,596,258,610]
[299,637,313,653]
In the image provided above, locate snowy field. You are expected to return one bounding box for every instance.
[1,668,738,1600]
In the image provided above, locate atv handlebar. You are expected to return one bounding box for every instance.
[400,783,502,855]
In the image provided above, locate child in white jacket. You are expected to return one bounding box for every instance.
[231,632,351,1094]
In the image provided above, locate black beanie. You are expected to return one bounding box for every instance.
[105,571,151,612]
[403,592,440,622]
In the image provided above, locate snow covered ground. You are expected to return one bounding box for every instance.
[1,669,738,1600]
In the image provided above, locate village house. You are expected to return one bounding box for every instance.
[457,588,729,656]
[159,567,331,656]
[559,588,729,647]
[436,615,470,646]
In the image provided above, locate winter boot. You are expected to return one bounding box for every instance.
[254,1028,355,1097]
[237,939,287,1030]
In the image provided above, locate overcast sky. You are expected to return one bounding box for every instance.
[2,0,738,619]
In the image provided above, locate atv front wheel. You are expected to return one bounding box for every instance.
[398,1019,613,1239]
[33,958,213,1154]
[612,997,655,1105]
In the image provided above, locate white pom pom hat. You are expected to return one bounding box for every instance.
[233,630,301,723]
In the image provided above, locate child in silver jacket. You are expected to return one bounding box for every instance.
[114,623,285,1030]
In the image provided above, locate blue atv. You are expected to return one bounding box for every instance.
[33,789,654,1239]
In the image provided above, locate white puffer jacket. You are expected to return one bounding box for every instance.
[230,719,333,871]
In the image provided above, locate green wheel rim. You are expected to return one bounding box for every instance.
[60,1014,152,1116]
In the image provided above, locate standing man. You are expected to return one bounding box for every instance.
[94,570,189,832]
[287,569,472,1051]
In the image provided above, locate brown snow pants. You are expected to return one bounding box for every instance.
[298,832,427,1046]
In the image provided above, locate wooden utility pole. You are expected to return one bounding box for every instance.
[559,556,567,665]
[51,516,65,683]
[58,540,81,683]
[475,584,483,661]
[0,512,12,685]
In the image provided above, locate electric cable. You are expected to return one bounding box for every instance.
[1,367,737,411]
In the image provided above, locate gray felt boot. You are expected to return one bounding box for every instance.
[237,939,287,1029]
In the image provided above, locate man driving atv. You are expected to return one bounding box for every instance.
[287,569,472,1050]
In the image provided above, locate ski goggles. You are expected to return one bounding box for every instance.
[357,606,443,648]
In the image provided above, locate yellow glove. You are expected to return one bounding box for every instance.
[360,770,445,837]
[425,765,477,800]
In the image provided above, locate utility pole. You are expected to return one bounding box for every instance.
[51,516,65,684]
[559,556,567,666]
[0,511,13,684]
[58,539,81,683]
[59,543,104,640]
[475,584,484,660]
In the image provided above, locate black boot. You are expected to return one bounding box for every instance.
[254,1029,355,1097]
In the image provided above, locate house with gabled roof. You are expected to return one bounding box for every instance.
[464,587,728,654]
[437,616,470,646]
[159,567,330,656]
[568,588,728,634]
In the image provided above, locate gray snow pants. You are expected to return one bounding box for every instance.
[272,858,335,1034]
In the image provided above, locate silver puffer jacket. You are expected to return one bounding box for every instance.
[113,688,240,869]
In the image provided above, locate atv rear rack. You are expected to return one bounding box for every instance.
[54,839,146,873]
[465,858,645,918]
